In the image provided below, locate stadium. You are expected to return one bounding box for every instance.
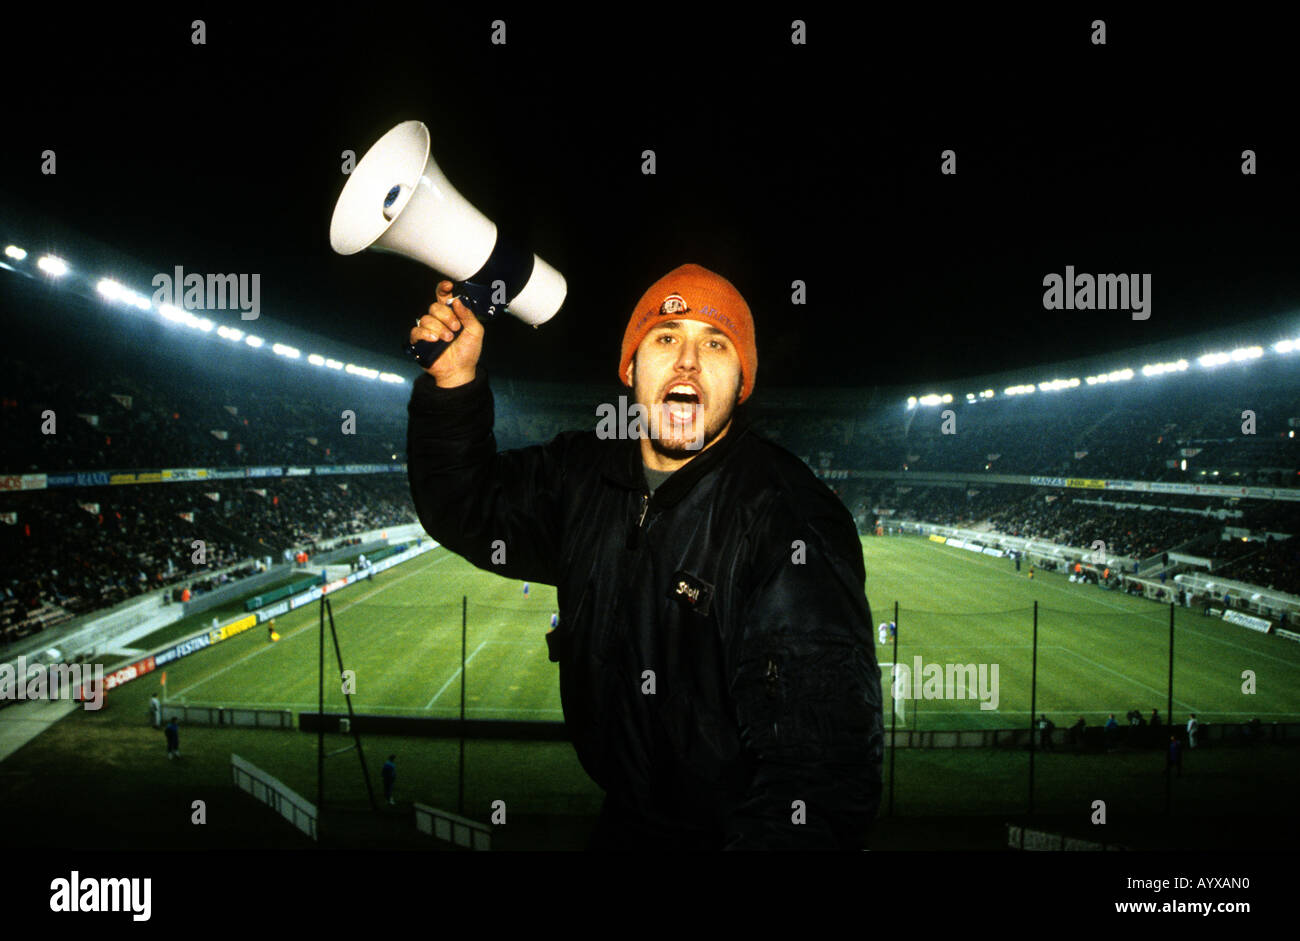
[2,15,1300,920]
[3,211,1298,855]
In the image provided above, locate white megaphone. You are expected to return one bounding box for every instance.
[330,120,566,368]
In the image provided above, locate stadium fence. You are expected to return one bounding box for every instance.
[413,801,491,850]
[230,753,317,840]
[1006,824,1126,851]
[163,704,293,729]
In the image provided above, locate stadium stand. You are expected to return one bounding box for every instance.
[0,356,409,472]
[3,267,1297,643]
[774,356,1299,489]
[0,476,417,644]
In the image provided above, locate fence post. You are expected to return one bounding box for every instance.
[459,595,467,817]
[1028,601,1038,816]
[1165,601,1175,815]
[888,600,899,817]
[317,592,325,817]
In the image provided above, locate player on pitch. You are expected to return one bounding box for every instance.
[407,263,882,850]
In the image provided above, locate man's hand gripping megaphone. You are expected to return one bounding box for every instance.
[409,280,485,388]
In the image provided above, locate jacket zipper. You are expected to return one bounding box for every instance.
[766,658,781,740]
[626,491,650,550]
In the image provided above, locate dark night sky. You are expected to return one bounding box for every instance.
[2,6,1298,395]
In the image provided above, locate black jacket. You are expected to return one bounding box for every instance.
[407,370,883,849]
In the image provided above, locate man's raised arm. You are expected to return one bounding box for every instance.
[405,281,567,585]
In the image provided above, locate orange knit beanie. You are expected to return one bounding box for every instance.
[618,263,757,403]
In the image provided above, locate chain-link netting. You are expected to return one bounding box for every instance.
[166,584,1299,824]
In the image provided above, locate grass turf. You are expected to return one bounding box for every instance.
[1,536,1297,849]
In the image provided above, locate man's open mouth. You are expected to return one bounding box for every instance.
[663,384,701,423]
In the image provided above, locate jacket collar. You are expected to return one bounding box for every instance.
[599,402,754,504]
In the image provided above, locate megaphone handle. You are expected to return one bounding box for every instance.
[405,285,498,369]
[407,336,452,369]
[403,284,493,366]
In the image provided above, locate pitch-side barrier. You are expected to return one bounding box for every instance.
[231,753,317,840]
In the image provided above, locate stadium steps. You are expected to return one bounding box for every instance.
[200,512,277,558]
[1141,534,1204,575]
[1215,544,1268,576]
[1073,407,1118,452]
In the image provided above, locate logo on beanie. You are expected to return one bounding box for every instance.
[659,294,689,317]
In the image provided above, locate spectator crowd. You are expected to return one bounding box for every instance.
[1,476,418,645]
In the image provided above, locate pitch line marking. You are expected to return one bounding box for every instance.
[425,640,489,709]
[1049,647,1195,710]
[173,700,565,716]
[171,552,449,699]
[911,541,1300,670]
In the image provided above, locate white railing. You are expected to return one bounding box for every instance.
[413,802,491,850]
[231,754,317,840]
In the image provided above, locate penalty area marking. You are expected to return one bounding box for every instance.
[425,640,488,709]
[916,541,1300,671]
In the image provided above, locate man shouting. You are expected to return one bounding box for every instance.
[407,263,882,850]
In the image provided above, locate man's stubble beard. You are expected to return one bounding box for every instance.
[636,365,742,460]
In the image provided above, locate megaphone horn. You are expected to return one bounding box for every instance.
[329,120,566,368]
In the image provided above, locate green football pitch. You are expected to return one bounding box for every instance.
[5,534,1300,851]
[158,536,1300,732]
